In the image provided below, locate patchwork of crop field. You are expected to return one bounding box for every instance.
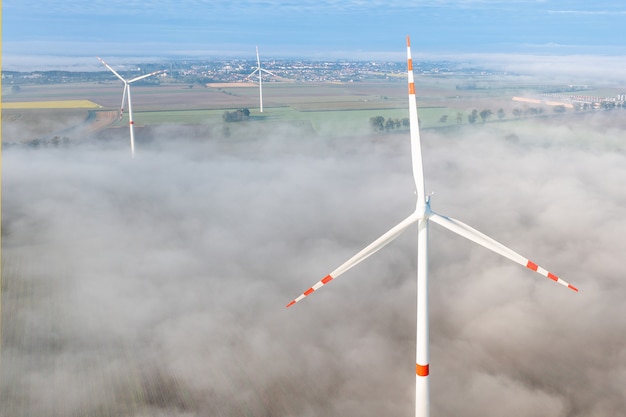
[1,79,482,141]
[2,100,102,109]
[1,76,594,143]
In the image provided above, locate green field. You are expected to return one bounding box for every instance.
[127,105,462,136]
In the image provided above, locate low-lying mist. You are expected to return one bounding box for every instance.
[2,114,625,416]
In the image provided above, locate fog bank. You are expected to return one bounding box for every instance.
[2,115,625,416]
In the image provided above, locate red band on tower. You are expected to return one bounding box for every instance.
[416,363,429,376]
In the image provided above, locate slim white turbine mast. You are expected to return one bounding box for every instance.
[97,57,164,158]
[247,46,276,112]
[286,36,578,417]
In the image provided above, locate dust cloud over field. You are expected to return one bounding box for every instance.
[2,113,625,416]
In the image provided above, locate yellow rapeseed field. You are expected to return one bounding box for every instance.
[2,100,102,109]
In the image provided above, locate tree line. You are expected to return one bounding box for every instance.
[369,104,588,132]
[369,116,410,132]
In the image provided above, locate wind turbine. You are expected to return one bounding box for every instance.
[247,46,276,113]
[97,57,164,158]
[286,36,578,417]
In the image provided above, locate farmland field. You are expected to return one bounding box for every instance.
[2,99,102,109]
[2,76,539,143]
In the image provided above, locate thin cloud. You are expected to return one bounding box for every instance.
[548,9,626,15]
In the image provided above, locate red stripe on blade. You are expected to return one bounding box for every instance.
[321,275,334,284]
[408,59,413,71]
[526,261,538,271]
[547,272,558,282]
[409,83,415,95]
[286,300,296,308]
[569,284,579,292]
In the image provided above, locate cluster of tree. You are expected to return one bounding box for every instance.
[222,108,251,122]
[456,83,482,90]
[369,115,410,132]
[464,108,508,124]
[467,109,496,124]
[465,105,578,124]
[185,76,217,86]
[20,136,72,148]
[512,107,544,118]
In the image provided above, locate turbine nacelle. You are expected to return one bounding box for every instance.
[415,190,433,216]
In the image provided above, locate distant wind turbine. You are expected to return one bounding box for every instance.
[97,57,165,158]
[286,36,578,417]
[247,46,276,112]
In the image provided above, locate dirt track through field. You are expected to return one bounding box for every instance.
[87,110,119,132]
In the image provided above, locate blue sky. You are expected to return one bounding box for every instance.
[3,0,626,71]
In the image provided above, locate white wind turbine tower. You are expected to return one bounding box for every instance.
[247,46,276,112]
[97,57,165,158]
[286,36,578,417]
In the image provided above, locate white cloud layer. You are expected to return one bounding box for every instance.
[2,110,625,415]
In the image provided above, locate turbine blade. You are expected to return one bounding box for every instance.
[406,36,426,208]
[286,211,420,307]
[260,68,276,76]
[97,56,126,82]
[247,68,260,78]
[429,212,578,292]
[128,69,165,84]
[119,84,128,119]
